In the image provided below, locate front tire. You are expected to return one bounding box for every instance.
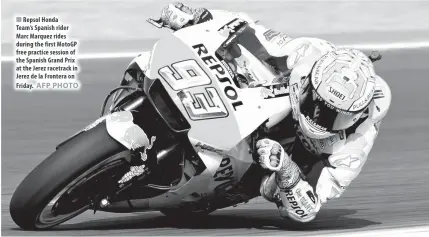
[9,121,125,230]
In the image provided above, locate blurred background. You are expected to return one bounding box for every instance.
[2,0,429,55]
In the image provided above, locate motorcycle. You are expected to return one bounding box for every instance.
[9,13,382,230]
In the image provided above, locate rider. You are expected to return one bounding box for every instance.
[135,2,392,223]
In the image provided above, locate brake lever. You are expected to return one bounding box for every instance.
[146,18,174,30]
[369,51,382,63]
[146,18,164,28]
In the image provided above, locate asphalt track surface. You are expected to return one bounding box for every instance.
[2,48,429,235]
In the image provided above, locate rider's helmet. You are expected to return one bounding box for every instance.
[297,48,377,139]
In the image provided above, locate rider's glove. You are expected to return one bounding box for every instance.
[160,2,213,30]
[256,138,285,172]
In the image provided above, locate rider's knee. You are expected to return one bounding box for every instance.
[278,179,321,223]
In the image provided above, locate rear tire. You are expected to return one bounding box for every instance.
[9,121,125,230]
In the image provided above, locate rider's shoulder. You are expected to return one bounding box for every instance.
[367,75,392,123]
[285,37,336,55]
[283,37,335,69]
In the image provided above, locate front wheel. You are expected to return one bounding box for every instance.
[9,121,127,230]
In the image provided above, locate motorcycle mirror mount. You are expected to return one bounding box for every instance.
[369,51,382,63]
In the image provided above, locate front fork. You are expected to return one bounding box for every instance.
[95,94,183,210]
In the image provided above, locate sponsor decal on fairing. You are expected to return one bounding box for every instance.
[218,18,248,37]
[213,156,235,193]
[178,87,228,120]
[192,43,244,111]
[195,142,228,156]
[105,111,157,184]
[263,29,281,41]
[260,84,290,99]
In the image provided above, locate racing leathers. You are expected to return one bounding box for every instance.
[135,2,392,223]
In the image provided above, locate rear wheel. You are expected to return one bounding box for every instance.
[10,121,128,230]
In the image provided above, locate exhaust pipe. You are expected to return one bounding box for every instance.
[100,198,152,213]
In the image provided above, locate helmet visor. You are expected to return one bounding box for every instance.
[300,88,364,132]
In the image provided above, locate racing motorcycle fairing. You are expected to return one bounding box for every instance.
[102,15,294,211]
[143,15,292,152]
